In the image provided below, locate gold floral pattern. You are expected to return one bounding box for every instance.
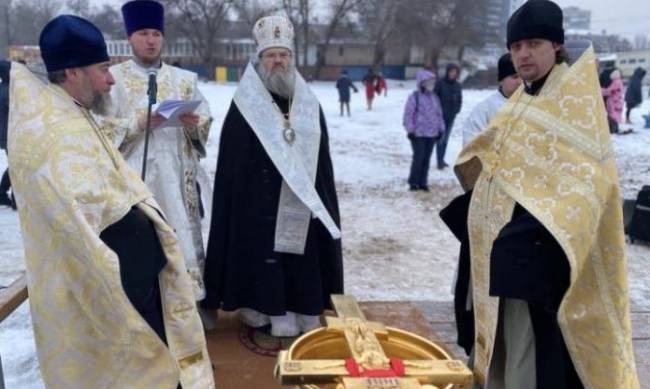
[455,47,639,388]
[8,64,214,388]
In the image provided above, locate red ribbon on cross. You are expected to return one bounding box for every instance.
[344,357,405,378]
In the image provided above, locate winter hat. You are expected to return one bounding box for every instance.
[599,68,614,87]
[507,0,564,49]
[497,53,517,81]
[253,15,294,56]
[122,0,165,36]
[445,63,460,79]
[415,70,436,89]
[39,15,109,72]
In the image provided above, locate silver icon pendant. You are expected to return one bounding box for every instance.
[283,127,296,145]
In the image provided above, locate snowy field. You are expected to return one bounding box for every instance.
[1,79,649,388]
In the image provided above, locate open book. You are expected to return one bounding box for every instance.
[154,99,202,127]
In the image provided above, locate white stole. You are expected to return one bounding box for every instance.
[234,63,341,254]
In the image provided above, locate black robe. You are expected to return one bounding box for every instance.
[441,196,583,389]
[202,94,343,316]
[100,207,168,344]
[439,190,474,356]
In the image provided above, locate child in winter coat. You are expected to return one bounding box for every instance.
[601,69,624,133]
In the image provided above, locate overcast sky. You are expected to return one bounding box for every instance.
[89,0,649,40]
[553,0,649,39]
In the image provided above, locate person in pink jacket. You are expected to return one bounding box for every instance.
[601,68,624,133]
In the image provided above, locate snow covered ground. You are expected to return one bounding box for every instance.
[1,80,649,388]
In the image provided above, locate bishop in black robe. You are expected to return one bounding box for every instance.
[202,93,344,318]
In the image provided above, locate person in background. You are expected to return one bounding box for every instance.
[601,68,624,133]
[375,72,387,97]
[362,67,377,110]
[434,63,462,169]
[462,53,521,146]
[625,67,646,124]
[335,69,358,117]
[403,70,445,191]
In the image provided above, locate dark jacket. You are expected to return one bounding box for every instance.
[336,74,358,102]
[0,60,10,151]
[625,67,646,109]
[439,190,474,355]
[489,204,570,307]
[490,204,581,389]
[599,67,614,88]
[202,94,344,316]
[441,194,583,388]
[434,64,463,120]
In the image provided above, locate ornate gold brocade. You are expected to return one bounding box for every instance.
[455,47,639,388]
[7,63,214,389]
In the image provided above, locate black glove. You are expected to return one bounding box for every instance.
[407,133,415,140]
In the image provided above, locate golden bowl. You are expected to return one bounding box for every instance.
[276,325,472,389]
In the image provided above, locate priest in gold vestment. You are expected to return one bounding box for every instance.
[7,15,214,389]
[442,1,640,388]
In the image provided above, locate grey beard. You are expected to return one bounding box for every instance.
[257,63,296,99]
[91,93,111,116]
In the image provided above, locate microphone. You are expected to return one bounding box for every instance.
[142,69,158,180]
[147,69,157,105]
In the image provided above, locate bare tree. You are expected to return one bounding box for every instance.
[66,0,90,17]
[444,0,488,63]
[88,4,124,39]
[279,0,314,68]
[296,0,311,68]
[232,0,278,29]
[1,0,12,56]
[356,0,404,67]
[313,0,361,79]
[162,0,233,79]
[9,0,62,45]
[396,0,487,72]
[397,0,446,70]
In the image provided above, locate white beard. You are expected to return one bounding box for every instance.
[256,63,296,99]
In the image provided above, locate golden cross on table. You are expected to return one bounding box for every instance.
[275,295,473,389]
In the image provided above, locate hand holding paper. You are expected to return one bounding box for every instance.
[154,99,202,128]
[179,112,200,127]
[137,112,165,131]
